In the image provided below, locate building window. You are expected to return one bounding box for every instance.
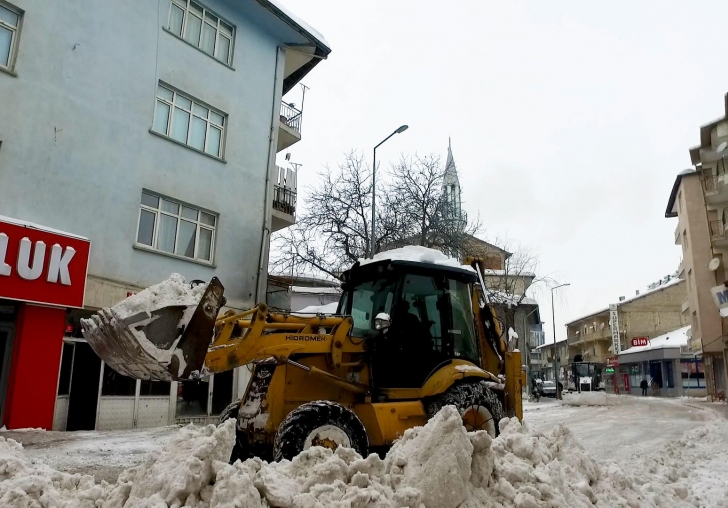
[167,0,234,65]
[152,84,226,158]
[0,1,22,71]
[682,230,688,251]
[136,191,217,263]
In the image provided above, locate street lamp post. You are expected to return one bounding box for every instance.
[370,125,408,258]
[551,283,570,398]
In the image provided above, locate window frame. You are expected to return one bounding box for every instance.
[151,83,227,160]
[166,0,235,66]
[0,0,22,74]
[135,191,218,266]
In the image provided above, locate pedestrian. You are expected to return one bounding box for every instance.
[640,378,648,396]
[557,380,563,399]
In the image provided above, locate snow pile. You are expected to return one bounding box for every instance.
[359,245,473,272]
[112,273,207,319]
[293,302,340,315]
[562,391,610,406]
[0,406,706,508]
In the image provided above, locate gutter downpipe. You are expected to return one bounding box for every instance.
[256,46,286,305]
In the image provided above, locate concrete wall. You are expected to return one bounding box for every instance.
[0,0,301,309]
[290,292,341,312]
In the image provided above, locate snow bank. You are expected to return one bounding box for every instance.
[562,391,610,406]
[1,405,708,507]
[293,302,339,315]
[113,273,207,319]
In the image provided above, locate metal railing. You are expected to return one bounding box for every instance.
[279,101,303,134]
[709,219,725,240]
[703,175,719,195]
[272,165,297,216]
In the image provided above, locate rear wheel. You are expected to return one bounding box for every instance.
[273,401,369,461]
[426,381,505,437]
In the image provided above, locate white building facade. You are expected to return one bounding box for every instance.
[0,0,329,430]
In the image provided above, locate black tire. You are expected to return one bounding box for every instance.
[218,400,250,463]
[425,381,506,437]
[273,401,369,461]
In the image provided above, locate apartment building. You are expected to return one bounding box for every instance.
[0,0,329,430]
[535,339,568,382]
[565,277,687,369]
[665,93,728,398]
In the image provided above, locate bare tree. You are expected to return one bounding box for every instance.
[386,154,482,256]
[270,151,400,278]
[479,238,556,351]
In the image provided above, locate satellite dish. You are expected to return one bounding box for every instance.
[709,258,721,271]
[718,141,727,153]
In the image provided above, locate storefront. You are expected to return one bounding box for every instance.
[616,325,706,397]
[0,215,90,429]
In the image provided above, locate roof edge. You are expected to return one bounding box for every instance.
[665,168,696,218]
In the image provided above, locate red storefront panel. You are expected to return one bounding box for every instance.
[5,304,66,429]
[0,217,90,308]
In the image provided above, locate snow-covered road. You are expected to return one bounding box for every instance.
[2,394,727,506]
[523,395,715,461]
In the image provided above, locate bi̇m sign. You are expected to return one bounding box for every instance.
[0,218,90,308]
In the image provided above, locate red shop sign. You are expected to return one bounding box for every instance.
[606,357,619,367]
[631,337,649,347]
[0,216,90,308]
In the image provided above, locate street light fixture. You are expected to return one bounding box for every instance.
[370,125,409,258]
[551,283,570,398]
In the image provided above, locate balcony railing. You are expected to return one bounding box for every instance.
[529,331,545,348]
[272,165,297,216]
[703,175,719,195]
[280,101,303,135]
[710,219,725,240]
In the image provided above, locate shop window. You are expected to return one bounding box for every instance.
[681,359,704,388]
[102,366,136,396]
[57,343,74,396]
[211,370,233,415]
[666,361,674,388]
[140,380,171,396]
[176,377,209,416]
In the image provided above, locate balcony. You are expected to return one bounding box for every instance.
[271,165,297,232]
[529,331,545,348]
[277,101,303,152]
[709,219,728,247]
[702,173,728,205]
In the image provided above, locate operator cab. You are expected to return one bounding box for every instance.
[338,258,479,390]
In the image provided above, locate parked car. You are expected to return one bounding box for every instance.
[541,380,557,397]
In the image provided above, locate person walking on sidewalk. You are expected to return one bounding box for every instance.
[640,378,648,396]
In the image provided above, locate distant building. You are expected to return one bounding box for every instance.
[267,275,341,312]
[565,278,688,392]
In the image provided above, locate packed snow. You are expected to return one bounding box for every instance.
[562,391,610,406]
[4,400,728,507]
[111,273,207,320]
[293,302,340,315]
[619,325,690,355]
[358,245,474,272]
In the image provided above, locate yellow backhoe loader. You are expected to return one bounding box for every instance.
[82,253,523,462]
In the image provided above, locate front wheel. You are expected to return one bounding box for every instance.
[273,401,369,461]
[426,381,505,437]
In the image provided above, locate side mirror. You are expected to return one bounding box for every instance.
[374,313,391,332]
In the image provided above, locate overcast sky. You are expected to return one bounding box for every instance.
[276,0,728,343]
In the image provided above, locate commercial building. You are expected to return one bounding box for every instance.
[665,93,728,399]
[0,0,329,430]
[565,277,687,390]
[615,326,705,397]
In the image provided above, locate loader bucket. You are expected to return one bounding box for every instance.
[81,278,226,381]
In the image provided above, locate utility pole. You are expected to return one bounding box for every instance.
[551,283,570,398]
[370,125,408,258]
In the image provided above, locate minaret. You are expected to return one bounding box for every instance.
[443,137,462,219]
